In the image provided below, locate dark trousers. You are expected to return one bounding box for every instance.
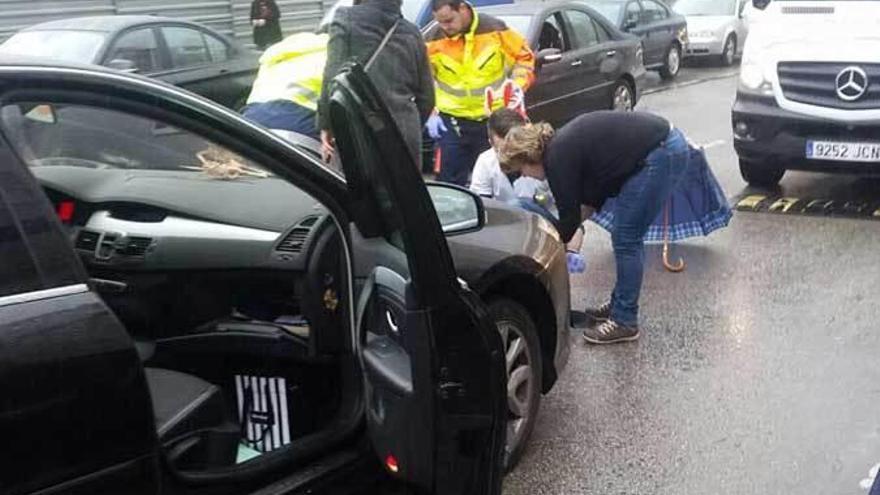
[436,114,490,186]
[241,100,319,140]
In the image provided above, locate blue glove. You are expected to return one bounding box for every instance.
[567,252,586,274]
[425,114,447,140]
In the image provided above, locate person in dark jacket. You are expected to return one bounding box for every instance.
[498,111,690,345]
[251,0,283,50]
[318,0,435,169]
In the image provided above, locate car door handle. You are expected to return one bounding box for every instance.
[605,50,617,58]
[571,60,583,67]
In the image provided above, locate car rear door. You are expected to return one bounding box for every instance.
[154,24,225,104]
[561,7,619,112]
[0,117,160,494]
[325,64,507,494]
[640,0,676,63]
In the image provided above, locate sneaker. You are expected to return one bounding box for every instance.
[584,301,612,323]
[583,320,640,345]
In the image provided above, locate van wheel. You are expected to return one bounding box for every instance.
[610,79,635,111]
[659,42,682,80]
[740,159,784,187]
[720,35,737,67]
[488,298,542,472]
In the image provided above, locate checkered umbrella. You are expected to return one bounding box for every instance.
[590,145,732,272]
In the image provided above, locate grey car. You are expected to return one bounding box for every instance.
[0,16,259,109]
[483,1,647,125]
[584,0,689,79]
[5,55,570,473]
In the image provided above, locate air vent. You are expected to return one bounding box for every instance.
[75,230,100,250]
[299,216,320,227]
[118,237,153,257]
[782,6,834,14]
[277,227,310,253]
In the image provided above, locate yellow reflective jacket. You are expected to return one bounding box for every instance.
[425,7,535,121]
[246,32,328,111]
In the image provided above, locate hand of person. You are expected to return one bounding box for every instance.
[425,113,447,140]
[567,251,586,274]
[320,130,335,163]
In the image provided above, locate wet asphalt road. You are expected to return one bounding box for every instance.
[504,72,880,494]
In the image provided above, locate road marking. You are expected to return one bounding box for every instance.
[735,195,767,211]
[768,197,799,213]
[643,70,740,96]
[699,139,726,150]
[733,193,880,220]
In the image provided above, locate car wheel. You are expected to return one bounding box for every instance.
[610,79,635,112]
[488,298,542,472]
[720,35,737,67]
[739,159,784,187]
[659,42,682,80]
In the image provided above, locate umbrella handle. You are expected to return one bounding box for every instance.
[662,202,686,273]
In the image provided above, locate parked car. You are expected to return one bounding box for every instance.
[0,55,571,494]
[732,0,880,187]
[0,16,259,109]
[674,0,749,66]
[320,0,516,29]
[583,0,688,79]
[477,1,646,126]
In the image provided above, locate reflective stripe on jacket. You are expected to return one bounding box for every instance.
[247,32,328,111]
[425,8,535,121]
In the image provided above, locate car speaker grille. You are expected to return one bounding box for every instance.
[75,230,100,250]
[778,62,880,110]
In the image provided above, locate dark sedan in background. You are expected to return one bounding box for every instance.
[583,0,688,79]
[0,16,259,109]
[486,1,646,126]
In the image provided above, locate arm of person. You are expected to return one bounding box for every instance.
[564,206,594,252]
[497,27,536,91]
[469,152,496,197]
[413,36,436,124]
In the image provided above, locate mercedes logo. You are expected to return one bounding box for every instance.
[836,66,869,102]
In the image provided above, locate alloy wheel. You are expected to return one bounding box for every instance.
[497,319,535,465]
[722,36,736,66]
[613,83,634,111]
[668,45,681,76]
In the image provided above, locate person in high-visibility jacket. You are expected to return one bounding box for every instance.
[241,31,327,140]
[424,0,535,186]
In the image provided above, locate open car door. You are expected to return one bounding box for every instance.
[326,64,507,495]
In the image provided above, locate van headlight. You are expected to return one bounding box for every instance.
[739,61,766,90]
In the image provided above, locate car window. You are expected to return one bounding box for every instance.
[204,33,230,63]
[625,1,642,26]
[162,26,211,68]
[0,30,106,64]
[0,194,43,298]
[642,0,669,22]
[590,2,623,24]
[538,13,567,52]
[594,18,611,42]
[565,10,601,49]
[106,28,162,73]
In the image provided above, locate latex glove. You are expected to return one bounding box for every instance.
[425,113,447,140]
[567,251,586,274]
[485,80,527,118]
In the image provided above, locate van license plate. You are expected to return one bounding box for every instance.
[806,141,880,162]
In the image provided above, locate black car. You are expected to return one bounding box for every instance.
[0,16,259,109]
[583,0,688,79]
[0,55,572,494]
[482,2,646,127]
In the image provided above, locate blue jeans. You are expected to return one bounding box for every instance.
[610,128,690,326]
[241,100,319,140]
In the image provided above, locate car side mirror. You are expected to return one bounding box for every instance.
[752,0,770,10]
[107,58,138,73]
[537,48,563,66]
[426,182,485,235]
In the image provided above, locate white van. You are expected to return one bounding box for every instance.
[731,0,880,186]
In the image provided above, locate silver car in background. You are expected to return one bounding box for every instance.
[675,0,750,66]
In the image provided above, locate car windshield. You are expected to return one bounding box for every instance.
[497,15,533,37]
[675,0,737,16]
[0,30,106,63]
[587,1,624,23]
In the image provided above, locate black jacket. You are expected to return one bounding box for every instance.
[251,0,282,49]
[319,0,435,167]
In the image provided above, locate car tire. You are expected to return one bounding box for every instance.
[488,298,542,473]
[720,35,737,67]
[610,79,635,112]
[659,42,682,80]
[739,159,785,187]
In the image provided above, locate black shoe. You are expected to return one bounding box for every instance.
[584,301,611,323]
[583,319,640,345]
